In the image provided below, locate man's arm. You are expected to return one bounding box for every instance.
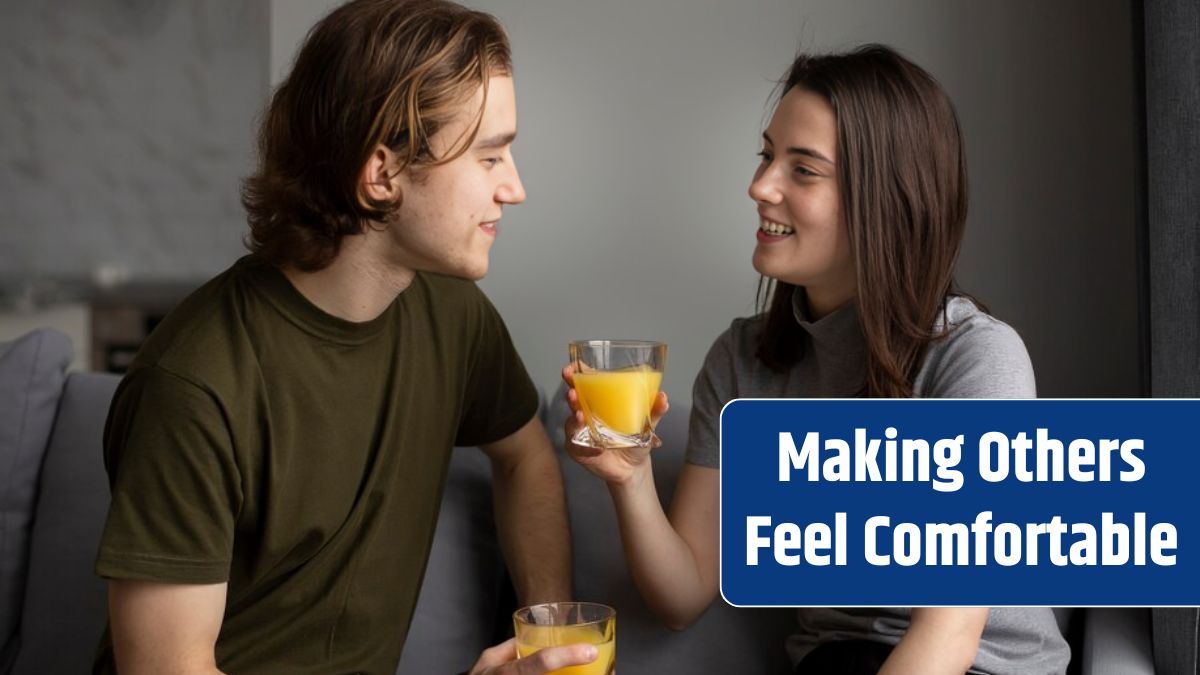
[480,416,572,604]
[108,580,228,675]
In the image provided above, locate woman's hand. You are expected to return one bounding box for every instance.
[561,364,669,487]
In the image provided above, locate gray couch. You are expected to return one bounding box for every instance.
[0,329,1183,674]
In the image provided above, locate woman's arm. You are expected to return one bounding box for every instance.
[877,309,1028,672]
[877,606,989,674]
[562,366,721,629]
[608,463,719,630]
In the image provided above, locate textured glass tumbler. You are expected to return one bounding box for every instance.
[513,602,616,675]
[568,340,666,449]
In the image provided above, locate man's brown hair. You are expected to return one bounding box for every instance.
[242,0,512,271]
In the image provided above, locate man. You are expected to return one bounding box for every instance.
[93,1,593,673]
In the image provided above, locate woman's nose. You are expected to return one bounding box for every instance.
[748,169,782,205]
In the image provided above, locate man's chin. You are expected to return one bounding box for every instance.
[440,261,489,282]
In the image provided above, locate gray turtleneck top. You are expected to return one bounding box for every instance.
[684,292,1070,675]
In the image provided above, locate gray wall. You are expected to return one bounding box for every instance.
[33,0,1138,401]
[1,0,268,280]
[412,0,1136,401]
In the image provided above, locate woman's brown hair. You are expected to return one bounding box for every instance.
[757,44,976,397]
[241,0,512,271]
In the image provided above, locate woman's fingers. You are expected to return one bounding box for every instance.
[563,412,602,459]
[650,391,670,425]
[561,365,581,414]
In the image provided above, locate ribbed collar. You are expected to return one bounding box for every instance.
[240,257,394,345]
[790,288,867,394]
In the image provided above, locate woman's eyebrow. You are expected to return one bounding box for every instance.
[762,131,833,165]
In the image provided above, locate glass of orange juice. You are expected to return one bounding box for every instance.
[514,602,616,675]
[568,340,666,449]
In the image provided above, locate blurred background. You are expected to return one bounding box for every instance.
[0,1,1180,402]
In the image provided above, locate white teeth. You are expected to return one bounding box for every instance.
[760,219,795,235]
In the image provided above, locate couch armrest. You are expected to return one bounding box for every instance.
[1081,608,1154,675]
[12,371,117,675]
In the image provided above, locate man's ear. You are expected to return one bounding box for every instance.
[359,144,403,205]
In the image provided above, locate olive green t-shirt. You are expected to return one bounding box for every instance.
[93,257,538,675]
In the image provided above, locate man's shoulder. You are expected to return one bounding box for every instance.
[408,272,503,330]
[130,260,257,389]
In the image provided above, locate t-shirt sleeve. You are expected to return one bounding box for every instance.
[454,290,539,447]
[685,326,740,469]
[95,366,242,584]
[921,316,1037,398]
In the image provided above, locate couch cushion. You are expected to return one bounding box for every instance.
[546,387,796,674]
[0,329,72,672]
[11,372,118,675]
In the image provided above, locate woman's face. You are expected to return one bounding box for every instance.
[749,86,855,312]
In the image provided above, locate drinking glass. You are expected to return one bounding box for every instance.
[568,340,667,449]
[513,602,616,675]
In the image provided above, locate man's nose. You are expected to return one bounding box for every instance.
[498,164,526,205]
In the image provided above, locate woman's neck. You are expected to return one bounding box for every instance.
[802,284,855,320]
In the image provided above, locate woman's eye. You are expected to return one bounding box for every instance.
[482,157,501,168]
[756,150,773,163]
[794,165,817,177]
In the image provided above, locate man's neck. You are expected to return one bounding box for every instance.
[282,231,416,323]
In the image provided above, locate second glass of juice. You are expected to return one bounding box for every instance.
[514,602,616,675]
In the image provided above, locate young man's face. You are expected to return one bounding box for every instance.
[386,75,525,281]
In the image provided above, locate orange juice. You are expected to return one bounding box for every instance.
[573,366,663,436]
[516,624,615,675]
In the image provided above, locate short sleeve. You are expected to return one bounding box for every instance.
[454,290,539,447]
[95,366,242,584]
[685,326,740,469]
[918,315,1037,399]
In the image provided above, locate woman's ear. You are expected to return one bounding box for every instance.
[359,144,403,205]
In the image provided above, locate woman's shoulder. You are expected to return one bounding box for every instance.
[935,296,1027,351]
[916,297,1036,398]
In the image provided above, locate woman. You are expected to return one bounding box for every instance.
[562,45,1070,674]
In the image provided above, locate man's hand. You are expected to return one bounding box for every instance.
[561,364,669,487]
[468,638,597,675]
